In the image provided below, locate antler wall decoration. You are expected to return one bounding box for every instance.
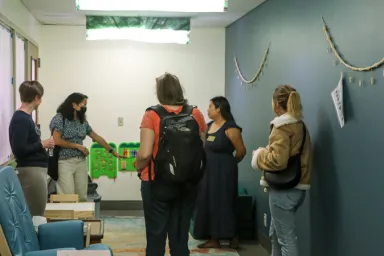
[234,42,271,87]
[322,16,384,72]
[322,16,384,86]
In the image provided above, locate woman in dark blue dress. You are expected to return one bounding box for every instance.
[194,96,246,249]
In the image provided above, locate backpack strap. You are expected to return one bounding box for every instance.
[146,104,196,117]
[299,122,307,153]
[181,105,196,115]
[146,105,170,118]
[144,105,170,182]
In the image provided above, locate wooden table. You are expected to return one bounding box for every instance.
[44,202,95,220]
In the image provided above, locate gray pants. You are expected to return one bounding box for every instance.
[17,167,48,216]
[269,189,306,256]
[57,157,88,202]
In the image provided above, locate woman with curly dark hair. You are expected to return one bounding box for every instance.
[49,93,122,201]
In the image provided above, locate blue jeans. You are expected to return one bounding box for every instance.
[269,189,306,256]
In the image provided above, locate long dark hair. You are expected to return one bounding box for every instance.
[57,93,88,123]
[211,96,235,121]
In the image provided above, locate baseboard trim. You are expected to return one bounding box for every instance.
[258,230,272,254]
[100,200,143,211]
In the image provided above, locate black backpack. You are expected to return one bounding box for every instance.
[146,104,206,185]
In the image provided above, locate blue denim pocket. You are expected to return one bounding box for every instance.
[287,189,305,202]
[270,189,306,212]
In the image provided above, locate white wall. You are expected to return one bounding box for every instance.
[39,25,225,200]
[0,0,40,44]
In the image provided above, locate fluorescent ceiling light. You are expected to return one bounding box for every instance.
[86,16,190,44]
[76,0,228,12]
[86,28,190,44]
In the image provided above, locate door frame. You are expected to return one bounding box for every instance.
[26,41,39,124]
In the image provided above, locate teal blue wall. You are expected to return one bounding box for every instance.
[225,0,384,255]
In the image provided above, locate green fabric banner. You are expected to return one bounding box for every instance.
[86,16,190,31]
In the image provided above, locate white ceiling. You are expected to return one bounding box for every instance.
[20,0,265,27]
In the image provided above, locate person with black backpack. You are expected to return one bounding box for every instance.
[135,72,207,256]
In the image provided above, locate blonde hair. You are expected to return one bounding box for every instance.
[273,85,302,120]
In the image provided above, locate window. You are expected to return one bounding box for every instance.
[0,25,14,164]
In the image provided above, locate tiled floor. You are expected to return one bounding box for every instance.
[100,210,269,256]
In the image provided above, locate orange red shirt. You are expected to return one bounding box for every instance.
[139,105,207,181]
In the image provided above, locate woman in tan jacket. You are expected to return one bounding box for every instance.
[251,85,311,256]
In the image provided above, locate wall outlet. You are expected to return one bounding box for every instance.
[264,213,268,227]
[118,117,124,126]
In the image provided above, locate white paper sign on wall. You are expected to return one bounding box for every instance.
[331,72,345,128]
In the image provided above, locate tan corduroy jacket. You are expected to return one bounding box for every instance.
[251,113,312,190]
